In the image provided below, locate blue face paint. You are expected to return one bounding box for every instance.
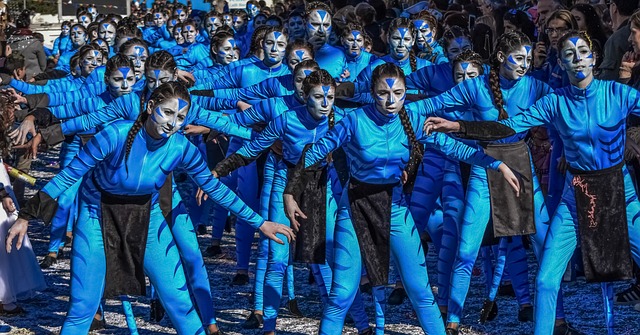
[413,20,425,29]
[455,37,464,45]
[295,50,305,60]
[119,67,131,80]
[321,85,330,106]
[186,26,193,31]
[155,13,162,19]
[385,78,396,90]
[524,45,532,54]
[103,23,110,30]
[461,62,470,71]
[303,69,312,76]
[274,31,282,39]
[352,31,361,39]
[178,98,188,111]
[153,69,161,79]
[568,37,580,47]
[398,27,408,39]
[317,10,327,21]
[176,9,183,15]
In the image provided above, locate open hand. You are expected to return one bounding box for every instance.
[423,117,460,136]
[283,194,306,232]
[5,218,29,253]
[9,115,36,145]
[259,220,295,245]
[498,163,521,197]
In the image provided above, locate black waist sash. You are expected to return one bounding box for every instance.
[94,175,152,298]
[348,178,395,287]
[291,166,327,264]
[483,140,536,239]
[568,162,633,282]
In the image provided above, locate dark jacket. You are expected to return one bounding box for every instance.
[8,29,47,80]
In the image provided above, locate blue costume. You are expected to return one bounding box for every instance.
[32,120,265,334]
[298,104,502,335]
[166,42,213,70]
[406,74,561,325]
[314,43,348,80]
[491,79,640,335]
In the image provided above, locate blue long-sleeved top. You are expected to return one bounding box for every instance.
[302,104,502,184]
[234,30,252,58]
[406,74,553,143]
[57,91,250,140]
[166,42,214,70]
[10,76,84,95]
[531,49,569,90]
[52,35,71,56]
[190,55,263,90]
[193,63,224,84]
[228,95,305,127]
[497,79,640,171]
[236,104,346,166]
[193,61,291,90]
[315,43,348,80]
[344,50,376,82]
[42,120,264,228]
[209,74,295,103]
[417,41,447,64]
[406,63,491,97]
[49,90,117,120]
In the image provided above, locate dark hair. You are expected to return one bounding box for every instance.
[210,30,235,50]
[61,20,71,28]
[354,2,376,25]
[77,44,102,61]
[388,18,418,72]
[294,59,320,76]
[503,9,536,41]
[124,82,191,169]
[87,22,100,38]
[489,31,531,120]
[285,39,315,59]
[302,69,336,161]
[145,50,177,75]
[306,1,333,18]
[231,9,248,20]
[546,9,578,31]
[116,20,142,39]
[69,54,81,73]
[370,63,423,193]
[557,30,593,52]
[119,38,149,54]
[341,22,365,37]
[249,25,273,55]
[266,15,283,27]
[105,54,135,81]
[0,54,25,75]
[570,4,608,49]
[261,26,288,45]
[613,0,639,17]
[452,49,485,76]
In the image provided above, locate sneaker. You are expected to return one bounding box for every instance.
[498,283,516,297]
[89,314,106,330]
[388,287,407,305]
[150,298,165,322]
[242,311,263,329]
[518,305,534,322]
[204,245,222,257]
[479,299,498,324]
[553,322,586,335]
[197,224,207,236]
[40,255,57,269]
[614,284,640,305]
[445,328,459,335]
[231,273,249,286]
[287,299,304,318]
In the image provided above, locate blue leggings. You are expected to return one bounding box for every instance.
[61,181,204,334]
[447,162,555,324]
[320,185,445,335]
[253,153,295,312]
[534,167,640,335]
[48,137,82,253]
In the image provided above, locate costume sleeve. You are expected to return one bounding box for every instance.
[498,95,555,133]
[423,132,501,170]
[181,142,265,228]
[60,94,133,135]
[49,96,104,119]
[10,77,71,94]
[407,79,478,116]
[212,78,281,100]
[192,110,254,140]
[47,88,92,106]
[304,114,353,168]
[406,67,432,92]
[191,95,239,110]
[52,37,61,56]
[235,116,283,158]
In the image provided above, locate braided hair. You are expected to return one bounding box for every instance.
[124,82,191,170]
[249,25,273,57]
[451,49,485,81]
[489,31,531,120]
[388,18,418,72]
[104,53,135,82]
[371,63,424,193]
[302,69,336,162]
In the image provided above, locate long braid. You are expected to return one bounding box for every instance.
[398,106,424,193]
[124,111,148,173]
[326,109,335,163]
[489,66,508,120]
[409,50,417,73]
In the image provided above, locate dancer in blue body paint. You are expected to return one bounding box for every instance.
[97,20,117,57]
[413,11,447,64]
[57,24,89,71]
[341,23,376,82]
[425,29,640,335]
[211,69,372,335]
[304,2,348,80]
[407,31,581,335]
[167,19,213,70]
[285,63,519,335]
[5,82,295,335]
[231,9,252,57]
[203,12,224,42]
[52,21,72,57]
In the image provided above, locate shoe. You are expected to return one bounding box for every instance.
[225,216,235,233]
[89,314,106,330]
[242,311,263,329]
[360,282,372,295]
[421,237,430,256]
[150,298,165,322]
[553,322,586,335]
[204,245,222,257]
[197,224,207,236]
[40,255,57,269]
[615,284,640,305]
[498,283,516,297]
[479,299,498,324]
[358,327,373,335]
[0,305,26,316]
[445,328,459,335]
[518,305,534,322]
[388,287,407,305]
[231,273,249,286]
[287,299,304,318]
[65,233,73,246]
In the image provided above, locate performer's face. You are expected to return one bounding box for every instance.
[147,97,189,139]
[233,15,247,32]
[286,47,313,71]
[71,26,87,47]
[81,50,103,77]
[414,19,434,51]
[205,16,222,36]
[153,12,165,27]
[146,68,175,91]
[294,68,315,100]
[174,8,187,23]
[499,44,532,80]
[124,45,148,79]
[94,39,109,55]
[559,36,595,81]
[373,76,406,115]
[107,67,136,97]
[182,24,198,44]
[305,84,335,121]
[247,3,260,18]
[173,27,185,44]
[306,10,332,46]
[453,61,482,84]
[388,27,414,60]
[445,36,472,62]
[214,37,238,65]
[61,25,70,36]
[287,15,306,40]
[222,14,232,27]
[262,31,287,66]
[79,15,92,28]
[341,30,364,58]
[254,15,267,28]
[99,23,116,46]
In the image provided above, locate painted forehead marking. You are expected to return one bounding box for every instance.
[176,9,183,15]
[303,69,312,76]
[295,50,305,60]
[321,85,331,97]
[171,20,178,25]
[208,17,217,23]
[524,45,532,54]
[73,26,81,32]
[153,69,161,78]
[178,98,189,111]
[229,39,237,48]
[385,78,396,89]
[460,62,470,71]
[316,10,328,22]
[273,31,282,39]
[398,27,409,38]
[102,23,111,30]
[414,20,428,29]
[92,50,101,57]
[81,16,89,21]
[454,37,465,45]
[118,67,131,78]
[352,31,361,39]
[186,25,194,31]
[134,46,146,56]
[155,13,163,19]
[568,37,580,46]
